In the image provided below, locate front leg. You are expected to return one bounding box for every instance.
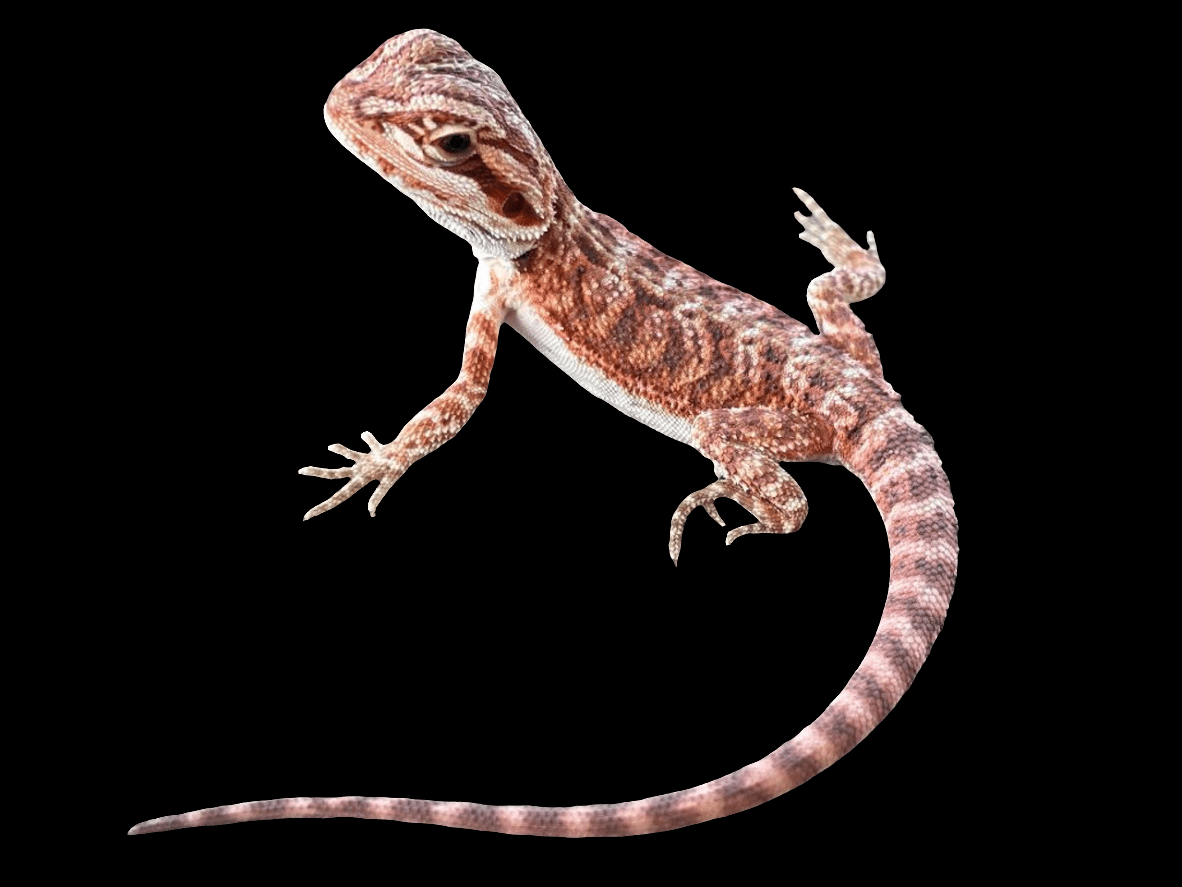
[300,276,507,519]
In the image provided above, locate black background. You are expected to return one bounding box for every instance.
[118,13,988,877]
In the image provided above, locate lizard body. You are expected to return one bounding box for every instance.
[129,29,957,837]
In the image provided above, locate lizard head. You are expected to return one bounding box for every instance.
[324,29,559,260]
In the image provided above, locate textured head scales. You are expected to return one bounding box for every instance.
[324,29,559,259]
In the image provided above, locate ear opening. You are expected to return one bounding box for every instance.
[501,191,528,218]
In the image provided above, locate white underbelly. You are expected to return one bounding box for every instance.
[505,301,694,445]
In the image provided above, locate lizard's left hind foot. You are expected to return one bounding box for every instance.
[793,188,887,378]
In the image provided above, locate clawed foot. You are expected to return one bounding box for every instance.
[668,480,765,565]
[299,431,404,519]
[793,187,878,268]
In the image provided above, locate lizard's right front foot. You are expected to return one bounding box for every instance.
[299,431,404,519]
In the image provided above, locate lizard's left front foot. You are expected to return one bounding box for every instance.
[669,480,800,565]
[299,431,405,519]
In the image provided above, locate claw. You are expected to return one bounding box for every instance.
[302,477,365,520]
[669,480,744,565]
[298,465,353,480]
[367,476,396,516]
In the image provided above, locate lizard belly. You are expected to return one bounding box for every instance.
[505,300,694,445]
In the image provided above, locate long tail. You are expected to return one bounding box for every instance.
[129,406,956,837]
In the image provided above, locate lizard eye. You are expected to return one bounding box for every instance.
[438,133,470,153]
[424,128,477,164]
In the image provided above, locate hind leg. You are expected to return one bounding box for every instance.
[794,188,887,379]
[669,406,833,564]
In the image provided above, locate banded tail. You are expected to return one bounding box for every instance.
[130,409,955,837]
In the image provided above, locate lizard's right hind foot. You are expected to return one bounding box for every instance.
[668,479,808,566]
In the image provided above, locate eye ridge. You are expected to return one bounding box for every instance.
[437,133,471,154]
